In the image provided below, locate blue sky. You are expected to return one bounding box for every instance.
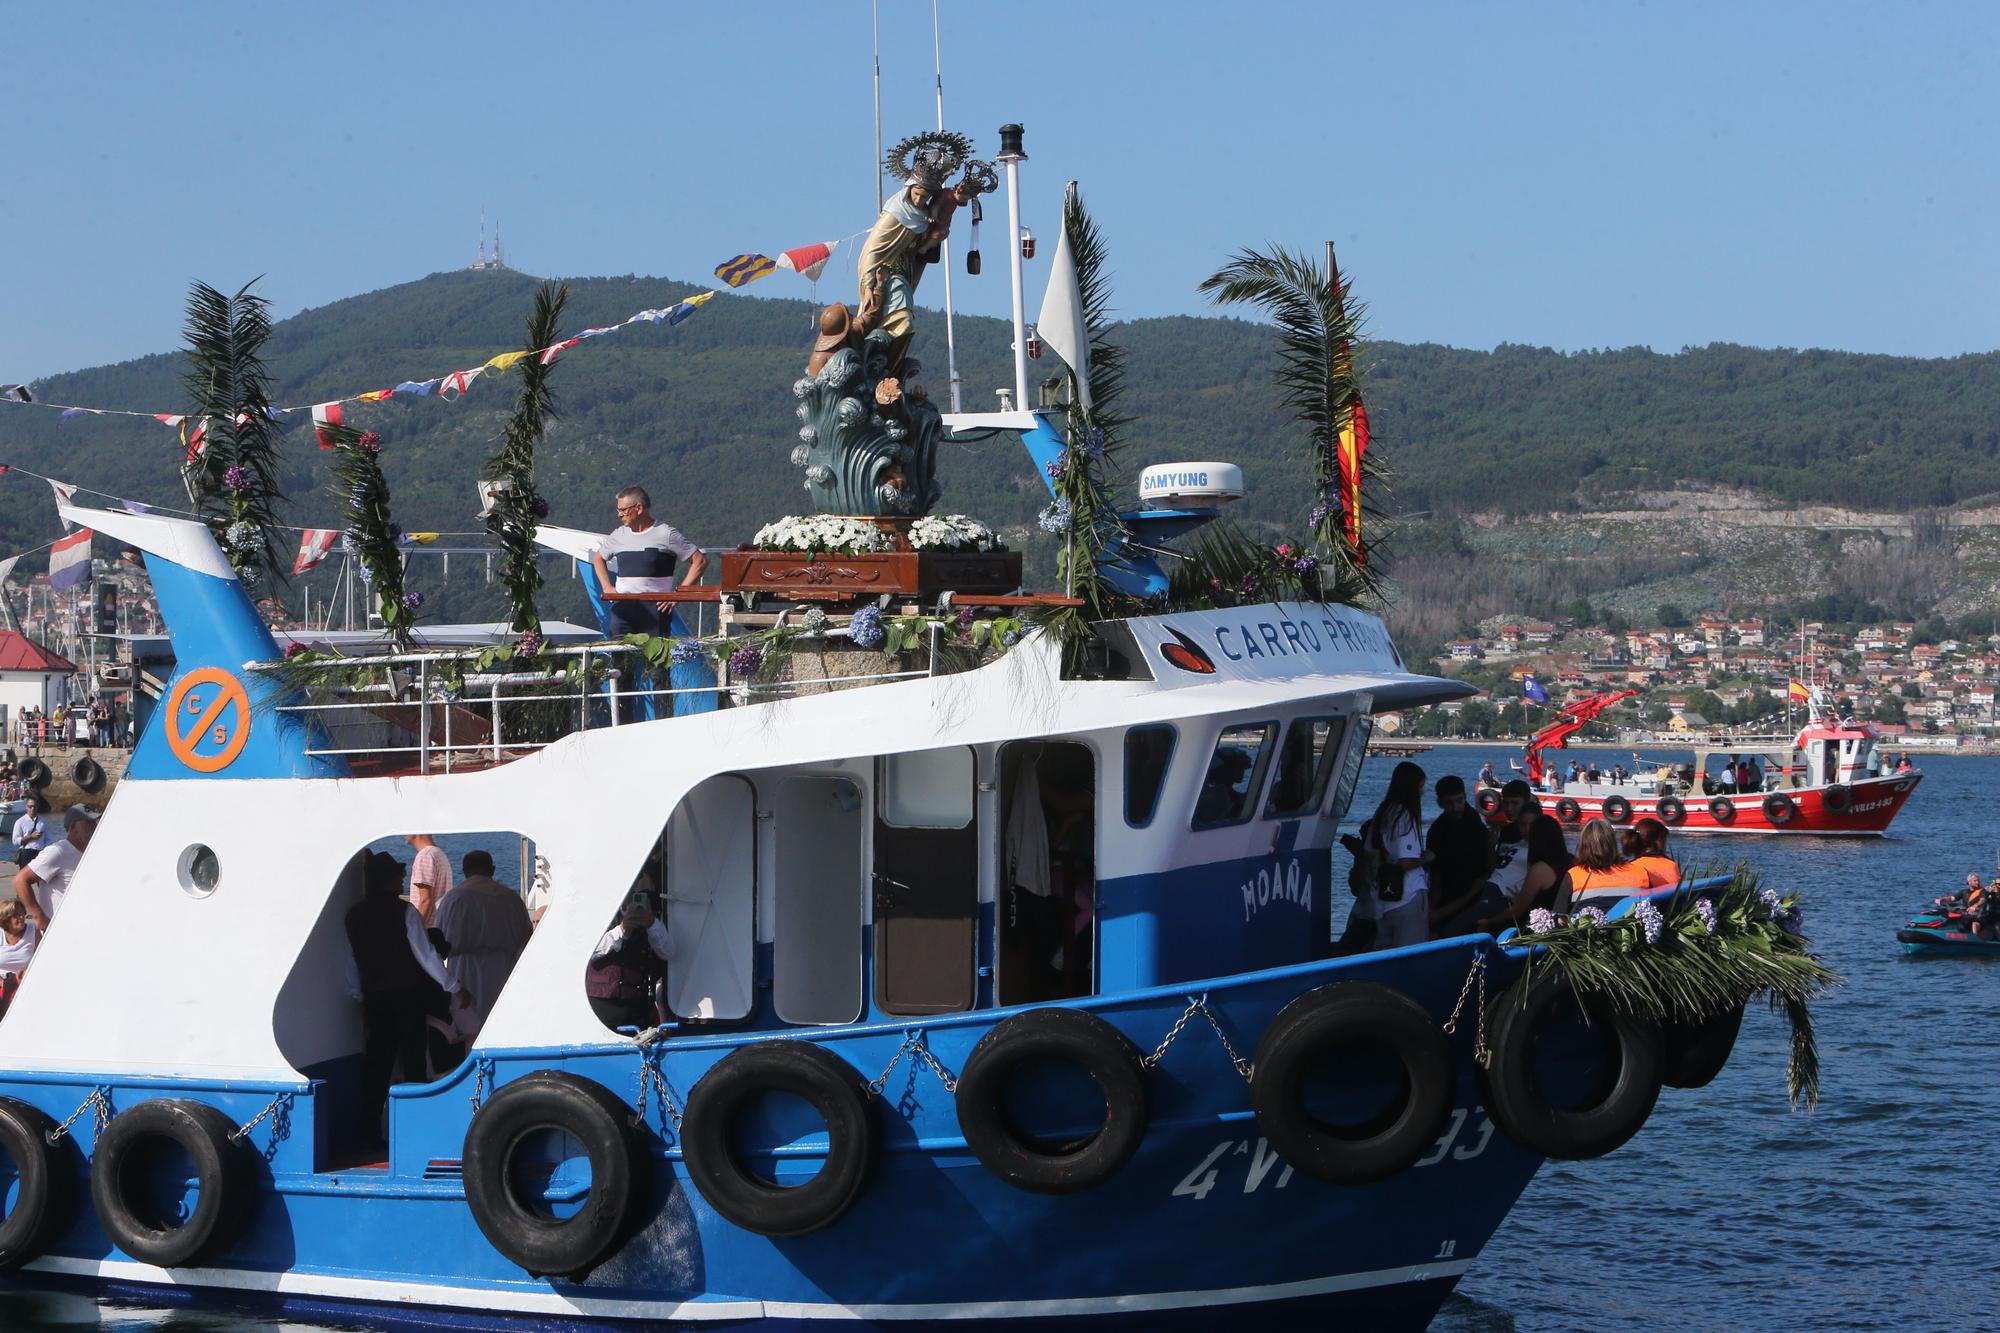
[4,1,1995,383]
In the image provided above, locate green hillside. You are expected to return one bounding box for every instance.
[3,268,1997,627]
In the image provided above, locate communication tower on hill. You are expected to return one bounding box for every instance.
[469,211,509,272]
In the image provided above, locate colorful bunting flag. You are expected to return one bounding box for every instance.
[357,388,396,402]
[776,241,837,282]
[311,402,345,450]
[483,350,533,374]
[538,338,581,367]
[0,556,19,587]
[293,528,340,575]
[0,386,30,403]
[437,368,482,400]
[715,254,777,287]
[48,527,92,591]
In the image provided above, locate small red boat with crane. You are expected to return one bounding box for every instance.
[1484,688,1922,836]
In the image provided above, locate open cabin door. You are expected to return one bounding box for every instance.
[772,775,865,1025]
[665,775,756,1021]
[874,748,977,1015]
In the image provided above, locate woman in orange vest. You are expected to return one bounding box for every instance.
[1562,818,1650,912]
[1620,817,1682,889]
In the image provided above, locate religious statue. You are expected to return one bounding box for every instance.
[788,131,997,517]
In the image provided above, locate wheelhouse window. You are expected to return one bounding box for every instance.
[1265,717,1343,818]
[1327,714,1373,821]
[1123,725,1176,828]
[1191,723,1277,829]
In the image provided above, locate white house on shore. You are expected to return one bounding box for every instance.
[0,631,77,730]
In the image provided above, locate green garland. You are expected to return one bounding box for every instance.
[482,281,569,641]
[1509,866,1838,1109]
[1165,521,1374,612]
[319,420,418,649]
[180,280,287,588]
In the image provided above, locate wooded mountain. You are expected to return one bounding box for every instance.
[3,268,1996,616]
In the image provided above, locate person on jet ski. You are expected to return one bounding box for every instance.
[1936,873,1983,910]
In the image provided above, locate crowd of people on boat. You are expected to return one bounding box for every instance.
[1344,761,1681,952]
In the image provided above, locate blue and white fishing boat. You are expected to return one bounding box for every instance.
[0,126,1756,1332]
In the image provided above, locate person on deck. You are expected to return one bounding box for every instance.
[11,795,49,868]
[343,850,468,1146]
[0,899,37,1018]
[1425,776,1493,935]
[403,833,453,929]
[586,889,679,1030]
[1476,811,1572,934]
[433,849,532,1040]
[12,810,95,932]
[1620,817,1682,888]
[590,486,708,638]
[1561,818,1651,913]
[1477,762,1499,790]
[1364,761,1432,951]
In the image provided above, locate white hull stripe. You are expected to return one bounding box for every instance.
[24,1253,1476,1321]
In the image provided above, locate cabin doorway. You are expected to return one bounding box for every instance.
[772,775,865,1025]
[873,748,978,1015]
[998,741,1097,1006]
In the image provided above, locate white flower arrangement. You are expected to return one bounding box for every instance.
[907,513,1003,552]
[752,515,893,556]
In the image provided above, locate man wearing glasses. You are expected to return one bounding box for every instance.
[590,486,708,637]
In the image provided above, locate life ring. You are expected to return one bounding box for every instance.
[1763,793,1797,826]
[1709,797,1735,823]
[1663,1002,1746,1090]
[956,1008,1148,1195]
[1249,981,1454,1185]
[0,1097,70,1268]
[90,1098,252,1267]
[1477,971,1663,1160]
[15,759,49,789]
[684,1040,877,1234]
[1602,795,1633,824]
[1656,796,1686,825]
[463,1072,644,1279]
[1554,798,1582,823]
[1475,789,1501,815]
[72,758,105,794]
[1821,784,1852,815]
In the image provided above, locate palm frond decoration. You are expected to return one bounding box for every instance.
[321,420,417,649]
[1040,182,1137,659]
[180,280,285,587]
[1165,520,1374,611]
[482,281,569,638]
[1511,864,1839,1109]
[1197,246,1385,593]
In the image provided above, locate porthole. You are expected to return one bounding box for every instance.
[177,844,220,897]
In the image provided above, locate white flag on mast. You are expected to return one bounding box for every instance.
[1036,190,1092,411]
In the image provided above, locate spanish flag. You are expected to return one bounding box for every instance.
[1338,400,1369,559]
[1789,679,1811,701]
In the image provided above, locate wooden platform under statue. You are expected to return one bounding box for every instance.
[718,549,1023,602]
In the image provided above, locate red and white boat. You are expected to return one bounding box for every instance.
[1482,689,1922,837]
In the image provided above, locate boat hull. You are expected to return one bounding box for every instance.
[1897,925,2000,957]
[1529,772,1920,836]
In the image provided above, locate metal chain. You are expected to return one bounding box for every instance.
[46,1086,112,1145]
[1144,994,1254,1082]
[1442,952,1492,1068]
[468,1055,495,1114]
[868,1031,959,1098]
[228,1091,296,1155]
[632,1045,683,1138]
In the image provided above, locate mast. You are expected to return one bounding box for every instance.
[871,0,884,212]
[933,0,963,414]
[997,123,1030,412]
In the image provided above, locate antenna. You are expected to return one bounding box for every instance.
[478,210,487,268]
[934,0,963,413]
[872,0,884,212]
[494,219,505,270]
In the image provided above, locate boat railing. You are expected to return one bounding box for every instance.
[258,637,941,775]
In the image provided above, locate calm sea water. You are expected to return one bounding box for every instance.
[12,745,1989,1330]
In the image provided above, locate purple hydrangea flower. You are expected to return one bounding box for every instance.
[1528,907,1556,934]
[669,638,705,666]
[1634,899,1664,944]
[357,431,383,456]
[728,645,764,677]
[849,605,885,650]
[1045,456,1070,482]
[222,464,250,493]
[1000,628,1021,647]
[1309,502,1329,529]
[1037,499,1074,534]
[283,641,307,661]
[954,607,975,632]
[1082,427,1107,457]
[1759,887,1782,911]
[529,496,550,518]
[515,630,542,657]
[1577,906,1608,927]
[400,590,424,611]
[1780,907,1805,937]
[1292,555,1318,574]
[1695,897,1718,931]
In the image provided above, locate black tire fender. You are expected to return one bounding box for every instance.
[90,1099,253,1267]
[0,1097,71,1268]
[1603,795,1633,824]
[1554,797,1582,824]
[16,759,49,789]
[1709,797,1735,823]
[1656,796,1686,825]
[955,1008,1148,1195]
[1475,789,1501,815]
[72,758,105,794]
[1249,981,1455,1185]
[1820,783,1852,814]
[463,1071,644,1279]
[684,1040,877,1234]
[1764,793,1797,825]
[1664,1002,1746,1090]
[1477,971,1664,1160]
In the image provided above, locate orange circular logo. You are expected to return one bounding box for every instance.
[165,668,251,773]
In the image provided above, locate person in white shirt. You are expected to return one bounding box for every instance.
[0,898,37,1015]
[586,888,680,1030]
[1366,762,1432,951]
[589,486,707,637]
[12,810,95,932]
[433,850,533,1040]
[10,795,49,868]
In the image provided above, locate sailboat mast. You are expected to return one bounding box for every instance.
[934,0,963,414]
[872,0,884,212]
